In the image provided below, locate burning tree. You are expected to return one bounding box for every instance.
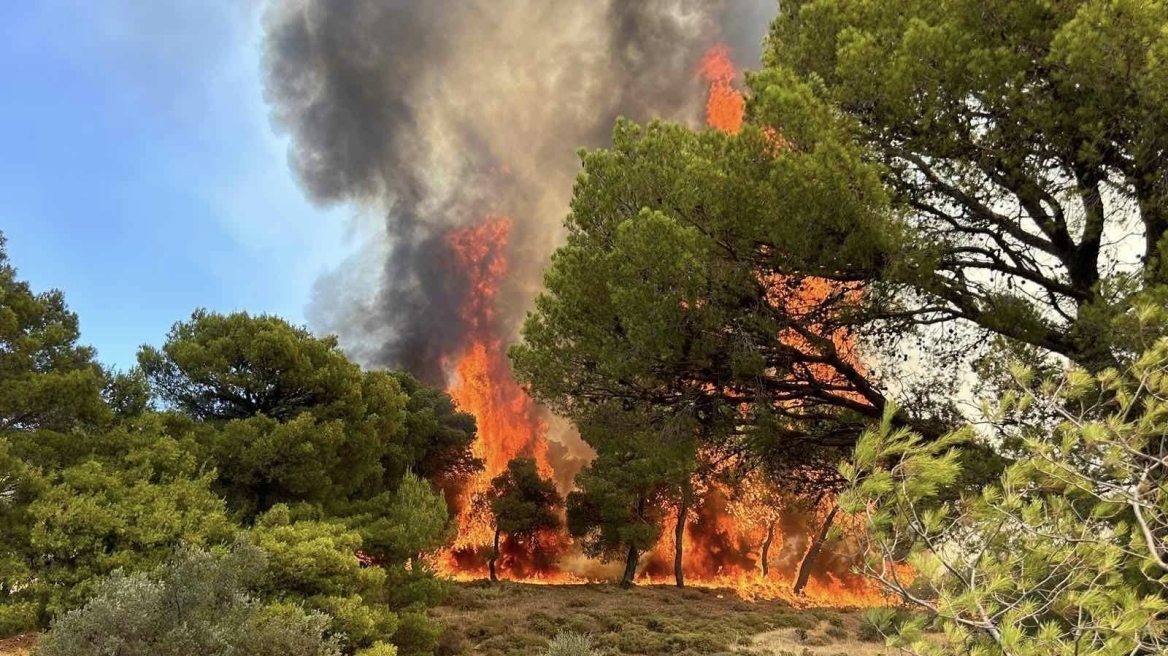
[566,404,696,588]
[509,117,888,589]
[485,457,563,582]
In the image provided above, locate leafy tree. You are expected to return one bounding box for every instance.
[485,457,563,582]
[210,413,355,519]
[841,321,1168,654]
[101,368,154,421]
[759,0,1168,372]
[25,426,234,616]
[0,436,42,635]
[139,311,476,520]
[249,506,399,652]
[0,232,108,433]
[34,542,342,656]
[510,118,892,451]
[343,472,450,566]
[249,491,449,655]
[513,1,1168,480]
[565,405,694,587]
[138,309,379,423]
[388,372,479,488]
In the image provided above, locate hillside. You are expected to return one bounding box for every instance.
[431,582,895,656]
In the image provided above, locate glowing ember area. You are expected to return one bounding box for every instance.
[440,218,553,561]
[699,44,746,134]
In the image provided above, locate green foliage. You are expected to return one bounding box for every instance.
[138,309,372,423]
[489,458,562,543]
[249,505,398,651]
[345,472,451,565]
[389,373,479,487]
[33,543,341,656]
[842,333,1168,654]
[355,642,399,656]
[565,406,694,569]
[24,426,233,615]
[391,610,443,656]
[0,233,109,435]
[101,368,154,420]
[510,119,889,439]
[138,310,475,522]
[0,241,456,651]
[760,0,1168,371]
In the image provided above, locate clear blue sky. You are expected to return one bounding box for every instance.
[0,1,349,371]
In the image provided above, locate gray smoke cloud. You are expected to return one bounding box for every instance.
[263,0,777,384]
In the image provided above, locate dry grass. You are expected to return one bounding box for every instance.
[430,581,900,656]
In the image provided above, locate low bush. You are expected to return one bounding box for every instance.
[33,544,340,656]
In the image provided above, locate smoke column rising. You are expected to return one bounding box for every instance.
[263,0,776,382]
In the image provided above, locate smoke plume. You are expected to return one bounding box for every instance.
[263,0,776,382]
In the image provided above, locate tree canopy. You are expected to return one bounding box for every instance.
[485,458,563,581]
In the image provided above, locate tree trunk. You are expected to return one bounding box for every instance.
[760,519,776,577]
[620,544,639,588]
[674,484,689,588]
[489,526,501,583]
[793,504,839,596]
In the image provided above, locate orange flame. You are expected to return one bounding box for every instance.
[439,218,553,564]
[699,44,746,133]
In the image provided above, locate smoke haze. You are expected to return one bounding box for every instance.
[263,0,777,383]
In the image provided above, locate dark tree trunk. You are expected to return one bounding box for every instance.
[674,485,689,588]
[794,504,839,596]
[489,526,501,583]
[620,544,639,588]
[760,519,776,577]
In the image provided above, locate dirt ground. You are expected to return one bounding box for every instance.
[431,581,899,656]
[0,634,34,656]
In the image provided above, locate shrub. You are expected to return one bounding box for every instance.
[0,602,39,637]
[355,642,399,656]
[33,544,340,656]
[391,610,443,656]
[539,632,603,656]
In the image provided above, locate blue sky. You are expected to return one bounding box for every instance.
[0,0,350,371]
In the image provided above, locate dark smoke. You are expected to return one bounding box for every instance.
[263,0,777,384]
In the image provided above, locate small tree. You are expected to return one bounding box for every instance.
[565,405,693,588]
[486,458,563,582]
[842,325,1168,654]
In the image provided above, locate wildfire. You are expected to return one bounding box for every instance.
[425,44,904,609]
[439,218,553,561]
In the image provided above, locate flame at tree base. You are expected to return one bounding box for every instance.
[433,565,909,609]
